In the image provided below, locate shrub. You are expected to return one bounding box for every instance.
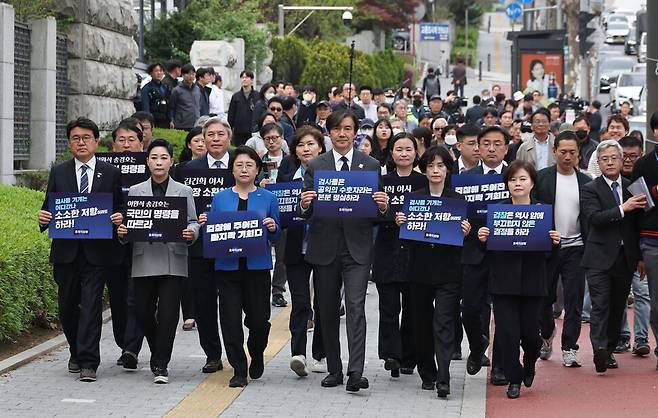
[271,36,308,86]
[371,49,406,89]
[153,128,188,162]
[0,185,57,341]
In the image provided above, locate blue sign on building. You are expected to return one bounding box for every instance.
[419,23,450,41]
[505,2,523,20]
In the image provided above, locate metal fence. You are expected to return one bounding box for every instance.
[13,22,31,163]
[56,34,68,157]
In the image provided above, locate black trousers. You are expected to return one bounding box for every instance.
[376,282,416,368]
[287,261,325,359]
[133,275,182,368]
[189,257,222,361]
[410,281,461,386]
[272,231,288,296]
[491,294,542,384]
[217,269,271,377]
[540,246,586,350]
[587,249,634,353]
[462,263,502,367]
[180,275,195,321]
[53,252,107,370]
[106,268,128,352]
[123,277,144,355]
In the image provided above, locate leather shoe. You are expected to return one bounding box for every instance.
[249,354,264,379]
[421,380,435,390]
[399,367,414,375]
[120,351,138,370]
[507,383,521,399]
[481,353,491,367]
[466,337,488,375]
[593,348,607,373]
[384,358,400,371]
[490,367,509,386]
[607,353,618,369]
[346,372,369,392]
[68,357,80,374]
[202,359,223,373]
[321,372,344,387]
[436,383,450,398]
[390,369,400,378]
[522,371,535,388]
[228,374,248,388]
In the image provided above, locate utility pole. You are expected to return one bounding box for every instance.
[138,0,145,62]
[647,1,657,143]
[465,8,469,67]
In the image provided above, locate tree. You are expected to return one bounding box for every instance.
[447,0,484,26]
[270,36,308,85]
[354,0,420,30]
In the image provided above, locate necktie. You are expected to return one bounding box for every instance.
[487,169,496,174]
[80,165,89,193]
[340,156,349,171]
[213,160,223,169]
[611,181,621,205]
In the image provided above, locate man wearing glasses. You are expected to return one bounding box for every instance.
[38,117,124,382]
[516,109,555,170]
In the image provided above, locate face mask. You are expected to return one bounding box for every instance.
[392,128,403,136]
[575,130,588,140]
[265,92,275,101]
[385,97,394,105]
[444,134,457,145]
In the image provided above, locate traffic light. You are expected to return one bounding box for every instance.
[579,11,597,58]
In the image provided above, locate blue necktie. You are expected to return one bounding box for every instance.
[80,165,89,193]
[611,181,621,206]
[340,156,349,171]
[213,160,223,169]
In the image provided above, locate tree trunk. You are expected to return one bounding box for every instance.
[563,0,580,94]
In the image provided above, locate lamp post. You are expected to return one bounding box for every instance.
[278,4,354,37]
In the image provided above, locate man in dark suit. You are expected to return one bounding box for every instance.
[175,117,233,374]
[38,117,125,382]
[460,126,509,384]
[299,110,389,392]
[533,131,591,367]
[580,140,645,373]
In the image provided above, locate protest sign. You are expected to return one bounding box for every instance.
[96,152,149,194]
[383,174,427,213]
[486,204,553,251]
[451,174,509,220]
[203,211,267,258]
[48,192,113,239]
[265,181,304,227]
[125,196,187,242]
[399,195,468,246]
[180,168,235,214]
[314,171,379,217]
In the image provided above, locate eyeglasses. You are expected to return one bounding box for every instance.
[70,135,95,144]
[623,153,640,161]
[116,137,140,144]
[263,135,281,143]
[598,156,620,163]
[268,107,283,112]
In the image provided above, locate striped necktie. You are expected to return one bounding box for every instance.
[80,165,89,193]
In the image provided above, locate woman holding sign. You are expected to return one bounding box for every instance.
[117,139,200,384]
[374,133,426,378]
[395,146,471,398]
[278,126,328,376]
[205,146,281,388]
[477,160,560,399]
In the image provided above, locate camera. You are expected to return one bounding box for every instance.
[342,10,353,26]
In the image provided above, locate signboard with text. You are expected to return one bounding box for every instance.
[203,211,267,258]
[451,174,509,220]
[399,195,467,246]
[181,168,235,215]
[420,23,450,41]
[48,192,113,239]
[313,171,379,217]
[265,181,304,227]
[486,204,553,251]
[125,196,187,242]
[96,152,149,195]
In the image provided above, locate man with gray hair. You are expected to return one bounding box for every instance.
[580,139,646,374]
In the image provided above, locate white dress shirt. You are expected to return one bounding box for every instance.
[332,148,354,171]
[482,160,507,174]
[207,152,230,169]
[458,157,480,173]
[209,85,226,119]
[74,156,97,192]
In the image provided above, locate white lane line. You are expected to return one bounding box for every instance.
[61,398,96,403]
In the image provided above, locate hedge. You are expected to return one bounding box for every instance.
[153,127,188,162]
[0,185,57,341]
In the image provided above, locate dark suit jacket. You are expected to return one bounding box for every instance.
[276,156,298,183]
[580,175,641,270]
[404,187,463,285]
[40,159,124,266]
[487,199,551,297]
[175,152,234,257]
[533,165,592,240]
[300,150,383,266]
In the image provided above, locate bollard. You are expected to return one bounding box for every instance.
[479,61,482,81]
[487,53,491,72]
[488,16,491,33]
[446,58,450,78]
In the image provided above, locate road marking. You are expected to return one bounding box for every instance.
[61,398,96,403]
[164,306,292,418]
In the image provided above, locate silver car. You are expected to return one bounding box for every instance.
[605,21,630,44]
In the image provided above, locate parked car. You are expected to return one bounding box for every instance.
[599,56,635,93]
[392,29,410,52]
[638,32,647,63]
[624,26,637,55]
[605,21,630,44]
[609,72,644,112]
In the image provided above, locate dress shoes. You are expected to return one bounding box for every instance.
[228,374,248,388]
[202,359,223,373]
[119,351,138,370]
[346,372,369,392]
[421,380,435,390]
[490,367,509,386]
[481,353,491,367]
[68,357,80,374]
[466,337,488,376]
[249,353,264,379]
[507,383,521,399]
[593,348,608,373]
[399,367,414,375]
[384,358,400,371]
[321,372,344,387]
[607,353,618,369]
[390,369,400,378]
[522,370,535,388]
[436,383,450,398]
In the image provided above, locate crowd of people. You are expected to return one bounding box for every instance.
[37,62,658,402]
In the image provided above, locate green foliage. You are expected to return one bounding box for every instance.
[448,0,484,26]
[371,49,406,89]
[5,0,54,21]
[451,26,479,66]
[271,37,308,86]
[258,0,352,41]
[144,0,269,71]
[153,128,188,162]
[0,185,57,341]
[15,170,49,192]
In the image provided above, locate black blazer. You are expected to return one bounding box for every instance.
[486,199,551,297]
[276,155,298,183]
[533,165,592,241]
[278,159,307,266]
[580,175,641,270]
[403,187,464,285]
[40,159,124,266]
[460,163,507,265]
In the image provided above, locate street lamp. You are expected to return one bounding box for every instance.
[278,4,355,37]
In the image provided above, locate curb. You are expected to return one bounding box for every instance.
[0,308,112,375]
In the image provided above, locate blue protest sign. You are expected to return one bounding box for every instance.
[96,152,149,195]
[265,181,304,227]
[383,173,427,214]
[399,195,468,246]
[486,204,553,251]
[314,171,379,217]
[125,196,187,242]
[451,174,509,220]
[48,192,113,239]
[506,2,523,20]
[419,23,451,41]
[203,211,267,258]
[181,168,235,215]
